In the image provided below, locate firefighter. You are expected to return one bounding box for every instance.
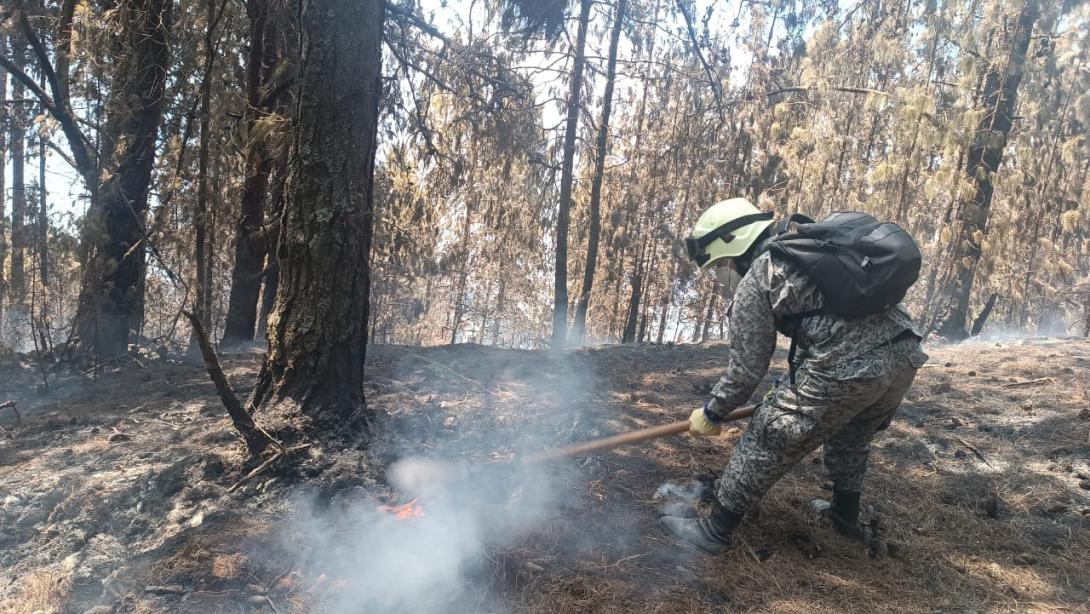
[661,198,928,554]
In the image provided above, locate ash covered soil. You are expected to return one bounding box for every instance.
[1,338,1088,613]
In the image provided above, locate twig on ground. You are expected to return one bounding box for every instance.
[1002,377,1055,388]
[227,443,311,493]
[952,436,992,467]
[266,569,293,594]
[0,400,20,422]
[411,353,499,397]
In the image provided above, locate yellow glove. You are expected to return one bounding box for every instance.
[689,406,722,437]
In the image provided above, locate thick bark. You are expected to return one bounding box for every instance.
[571,0,626,345]
[936,0,1038,339]
[550,0,592,349]
[222,0,284,345]
[76,0,174,359]
[248,0,382,432]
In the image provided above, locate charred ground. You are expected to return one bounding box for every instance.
[1,338,1088,613]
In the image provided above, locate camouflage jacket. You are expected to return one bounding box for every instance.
[704,238,926,421]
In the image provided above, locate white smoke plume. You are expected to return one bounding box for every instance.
[275,349,594,613]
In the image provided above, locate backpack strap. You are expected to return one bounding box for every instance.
[770,213,815,237]
[779,309,823,387]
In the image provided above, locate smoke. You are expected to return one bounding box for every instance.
[653,473,717,518]
[275,348,594,613]
[281,478,554,613]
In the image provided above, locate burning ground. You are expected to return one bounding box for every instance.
[0,338,1088,612]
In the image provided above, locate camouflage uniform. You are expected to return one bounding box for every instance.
[704,239,929,515]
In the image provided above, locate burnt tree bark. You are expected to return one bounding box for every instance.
[571,0,626,346]
[970,293,999,337]
[936,0,1038,339]
[248,0,382,432]
[222,0,287,346]
[76,0,174,359]
[550,0,592,349]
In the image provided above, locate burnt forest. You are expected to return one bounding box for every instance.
[0,0,1088,612]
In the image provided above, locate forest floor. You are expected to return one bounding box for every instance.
[0,337,1088,613]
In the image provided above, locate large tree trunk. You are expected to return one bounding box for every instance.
[76,0,173,359]
[550,0,592,349]
[936,0,1038,339]
[222,0,284,346]
[571,0,626,346]
[248,0,381,433]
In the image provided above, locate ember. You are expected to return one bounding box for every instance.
[377,498,426,520]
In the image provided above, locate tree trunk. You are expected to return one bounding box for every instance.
[700,291,716,342]
[970,293,999,337]
[936,0,1038,339]
[571,0,626,345]
[0,33,6,330]
[490,277,505,345]
[37,115,48,286]
[248,0,382,433]
[256,252,279,337]
[76,0,174,359]
[222,0,283,346]
[10,36,26,304]
[550,0,592,349]
[188,0,220,358]
[622,241,646,343]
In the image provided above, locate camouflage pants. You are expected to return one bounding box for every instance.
[717,342,921,514]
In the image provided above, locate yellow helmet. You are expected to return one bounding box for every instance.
[685,198,774,269]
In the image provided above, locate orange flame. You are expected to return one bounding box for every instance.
[376,498,425,520]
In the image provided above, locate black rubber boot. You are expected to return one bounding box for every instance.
[830,489,863,539]
[660,500,744,555]
[812,489,871,541]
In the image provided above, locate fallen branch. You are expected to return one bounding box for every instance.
[228,443,311,493]
[1002,377,1055,388]
[0,400,19,423]
[953,436,992,467]
[411,353,499,397]
[183,310,274,456]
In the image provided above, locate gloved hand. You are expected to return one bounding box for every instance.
[688,405,722,437]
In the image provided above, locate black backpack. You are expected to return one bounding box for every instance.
[768,212,921,319]
[766,212,922,384]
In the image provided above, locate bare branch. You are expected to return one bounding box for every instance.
[675,0,725,119]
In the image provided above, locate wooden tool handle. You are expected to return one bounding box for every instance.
[521,405,756,464]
